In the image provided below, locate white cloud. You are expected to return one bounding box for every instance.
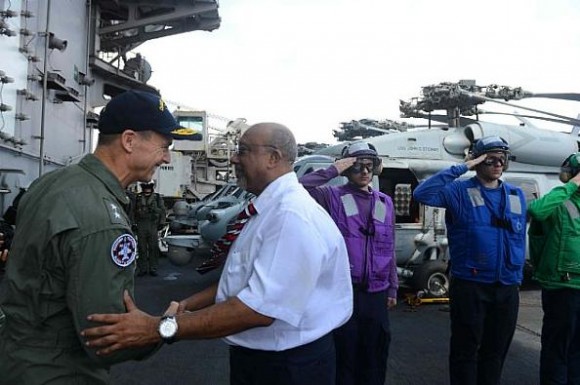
[139,0,580,143]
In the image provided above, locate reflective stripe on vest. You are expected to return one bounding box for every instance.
[340,193,388,222]
[509,194,523,215]
[341,194,358,216]
[374,199,387,222]
[467,187,485,207]
[564,200,580,220]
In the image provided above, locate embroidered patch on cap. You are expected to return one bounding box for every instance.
[110,234,137,268]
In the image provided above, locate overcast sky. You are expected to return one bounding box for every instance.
[139,0,580,144]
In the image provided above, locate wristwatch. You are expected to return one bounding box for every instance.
[158,315,178,344]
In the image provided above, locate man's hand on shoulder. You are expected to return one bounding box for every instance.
[334,157,357,174]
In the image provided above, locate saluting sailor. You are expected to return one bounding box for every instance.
[413,136,527,385]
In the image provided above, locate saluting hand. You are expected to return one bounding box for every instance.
[465,154,487,170]
[82,290,160,355]
[334,157,357,174]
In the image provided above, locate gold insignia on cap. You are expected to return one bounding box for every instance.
[159,99,166,112]
[170,127,200,136]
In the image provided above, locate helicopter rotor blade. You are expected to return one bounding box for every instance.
[528,93,580,102]
[478,110,580,126]
[407,113,476,126]
[411,124,448,128]
[461,91,580,126]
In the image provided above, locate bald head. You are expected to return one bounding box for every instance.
[245,123,297,164]
[231,123,298,195]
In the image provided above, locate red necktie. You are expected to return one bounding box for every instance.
[196,202,257,274]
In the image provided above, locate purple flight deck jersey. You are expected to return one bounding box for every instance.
[299,166,398,296]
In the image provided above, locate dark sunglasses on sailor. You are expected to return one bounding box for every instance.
[482,155,507,167]
[350,159,379,174]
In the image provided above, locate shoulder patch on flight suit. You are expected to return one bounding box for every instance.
[111,234,137,267]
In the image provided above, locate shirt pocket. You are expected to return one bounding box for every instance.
[224,250,253,280]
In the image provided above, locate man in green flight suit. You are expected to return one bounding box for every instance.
[0,90,200,385]
[134,181,166,276]
[528,152,580,385]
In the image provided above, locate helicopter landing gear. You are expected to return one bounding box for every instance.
[411,260,449,298]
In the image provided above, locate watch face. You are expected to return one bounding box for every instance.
[159,317,178,338]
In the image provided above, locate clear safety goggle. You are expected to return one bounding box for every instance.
[482,156,507,167]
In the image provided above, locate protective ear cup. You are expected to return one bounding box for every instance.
[366,143,382,173]
[370,157,382,174]
[374,159,383,175]
[560,171,573,183]
[502,157,510,172]
[559,153,580,183]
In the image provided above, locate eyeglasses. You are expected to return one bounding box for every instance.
[483,156,507,167]
[234,143,278,156]
[350,162,375,174]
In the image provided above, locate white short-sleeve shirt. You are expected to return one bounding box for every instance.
[216,172,353,351]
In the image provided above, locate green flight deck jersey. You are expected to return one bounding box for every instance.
[0,154,155,385]
[528,181,580,290]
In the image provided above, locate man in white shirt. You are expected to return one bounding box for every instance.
[82,122,353,385]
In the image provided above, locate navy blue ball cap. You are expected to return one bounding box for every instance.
[98,90,201,140]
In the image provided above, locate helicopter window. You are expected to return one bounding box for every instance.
[379,168,420,224]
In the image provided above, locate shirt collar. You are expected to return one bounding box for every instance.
[78,154,130,205]
[252,172,296,214]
